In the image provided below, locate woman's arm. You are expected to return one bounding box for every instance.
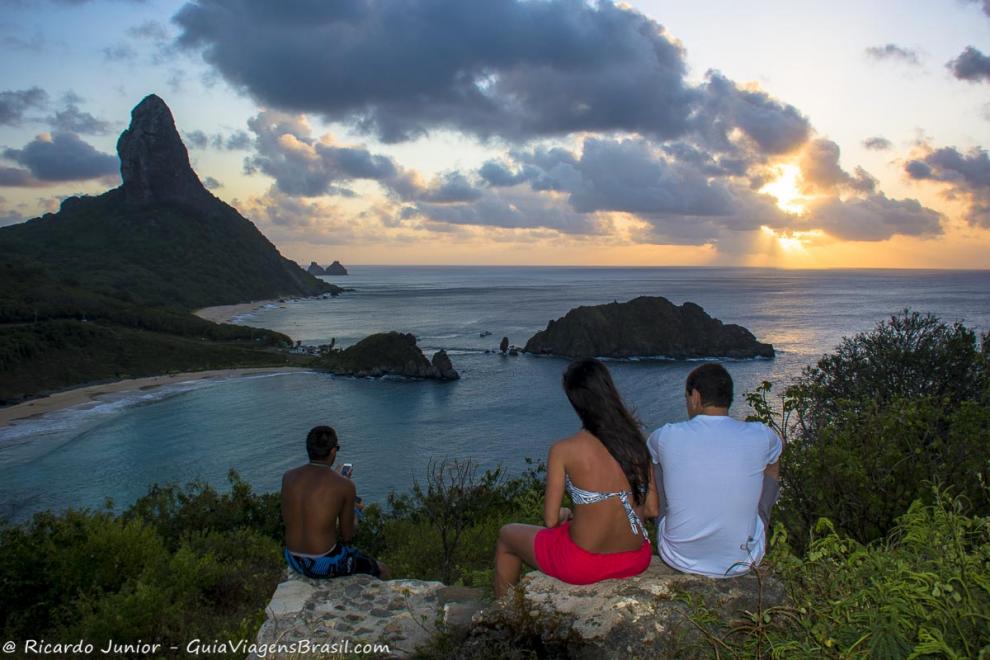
[543,442,566,527]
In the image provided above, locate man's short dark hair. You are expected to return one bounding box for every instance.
[306,425,338,460]
[685,364,733,408]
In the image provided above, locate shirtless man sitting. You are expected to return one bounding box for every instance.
[281,425,389,579]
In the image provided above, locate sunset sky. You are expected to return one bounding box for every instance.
[1,0,988,268]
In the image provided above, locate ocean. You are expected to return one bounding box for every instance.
[2,267,989,521]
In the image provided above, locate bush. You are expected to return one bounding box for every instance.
[691,490,990,658]
[748,311,990,547]
[0,475,282,654]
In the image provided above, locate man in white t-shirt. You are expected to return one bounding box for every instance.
[647,363,782,578]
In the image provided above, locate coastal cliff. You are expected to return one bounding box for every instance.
[524,296,774,359]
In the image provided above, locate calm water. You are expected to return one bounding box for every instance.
[2,267,988,521]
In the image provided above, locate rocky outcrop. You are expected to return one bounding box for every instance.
[307,261,327,276]
[460,557,784,658]
[318,332,459,380]
[253,572,484,659]
[431,349,460,380]
[524,296,774,360]
[325,260,349,275]
[117,94,215,211]
[254,558,784,659]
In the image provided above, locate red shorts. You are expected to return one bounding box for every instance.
[533,521,652,585]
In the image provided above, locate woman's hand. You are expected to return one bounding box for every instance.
[557,507,573,525]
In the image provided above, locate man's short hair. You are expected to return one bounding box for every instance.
[306,425,338,460]
[685,363,733,408]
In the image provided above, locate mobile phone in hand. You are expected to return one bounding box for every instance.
[341,463,353,478]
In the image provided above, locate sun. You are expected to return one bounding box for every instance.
[759,164,810,215]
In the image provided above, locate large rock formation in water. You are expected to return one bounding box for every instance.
[307,261,327,276]
[524,296,774,359]
[318,332,459,380]
[0,94,340,310]
[325,260,349,275]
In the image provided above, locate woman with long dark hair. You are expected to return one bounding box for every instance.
[494,358,659,597]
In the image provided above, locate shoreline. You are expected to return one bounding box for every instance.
[193,299,280,324]
[0,367,314,428]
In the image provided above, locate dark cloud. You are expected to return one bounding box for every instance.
[184,129,252,150]
[863,136,892,151]
[906,145,990,226]
[800,139,876,193]
[806,194,942,241]
[964,0,990,17]
[0,166,46,187]
[184,129,209,149]
[174,0,697,143]
[2,32,46,53]
[0,87,48,126]
[48,100,113,134]
[2,132,118,182]
[202,176,222,189]
[694,72,811,159]
[865,44,922,66]
[243,110,481,203]
[415,188,605,235]
[947,46,990,83]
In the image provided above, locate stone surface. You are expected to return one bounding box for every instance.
[459,556,785,659]
[325,260,349,275]
[307,261,327,276]
[524,296,774,360]
[431,349,460,380]
[254,571,485,659]
[318,332,459,380]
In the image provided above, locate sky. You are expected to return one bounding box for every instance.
[0,0,988,268]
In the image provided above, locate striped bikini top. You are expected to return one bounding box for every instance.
[564,474,649,539]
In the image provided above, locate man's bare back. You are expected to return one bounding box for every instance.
[281,425,387,580]
[281,462,356,555]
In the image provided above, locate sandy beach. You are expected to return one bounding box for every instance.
[0,367,313,428]
[193,300,279,324]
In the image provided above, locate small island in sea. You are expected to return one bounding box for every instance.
[523,296,774,360]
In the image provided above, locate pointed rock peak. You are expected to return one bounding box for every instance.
[117,94,210,207]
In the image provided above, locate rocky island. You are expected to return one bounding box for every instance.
[524,296,774,360]
[317,332,459,380]
[307,262,327,276]
[325,260,349,275]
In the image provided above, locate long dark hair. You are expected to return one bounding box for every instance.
[563,358,650,505]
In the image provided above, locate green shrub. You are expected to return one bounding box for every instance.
[693,490,990,659]
[748,311,990,547]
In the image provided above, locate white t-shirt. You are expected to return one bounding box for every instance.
[647,415,782,578]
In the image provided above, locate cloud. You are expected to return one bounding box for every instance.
[414,187,606,235]
[0,196,26,227]
[0,87,48,126]
[799,139,876,193]
[2,132,118,182]
[805,194,942,241]
[102,43,138,61]
[0,166,45,187]
[202,176,222,190]
[127,19,168,41]
[174,0,697,143]
[242,110,481,202]
[47,97,113,134]
[694,71,811,159]
[183,129,252,150]
[865,44,922,67]
[906,145,990,226]
[863,136,892,151]
[963,0,990,17]
[947,46,990,83]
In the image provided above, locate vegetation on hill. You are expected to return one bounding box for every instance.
[0,95,341,403]
[1,310,988,657]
